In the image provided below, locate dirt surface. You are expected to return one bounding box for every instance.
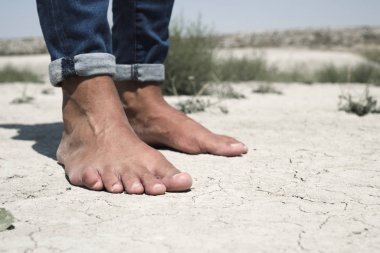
[216,48,367,71]
[0,82,379,252]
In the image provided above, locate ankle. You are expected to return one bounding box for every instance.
[61,75,128,128]
[115,81,164,109]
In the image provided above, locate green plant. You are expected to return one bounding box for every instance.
[0,65,43,83]
[351,63,380,84]
[315,64,349,83]
[274,67,314,84]
[338,86,380,116]
[358,47,380,64]
[165,19,380,96]
[215,57,271,82]
[0,208,14,232]
[164,18,217,95]
[312,63,380,85]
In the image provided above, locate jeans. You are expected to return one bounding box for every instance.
[36,0,174,86]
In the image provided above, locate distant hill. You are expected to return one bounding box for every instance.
[1,26,380,55]
[0,37,48,55]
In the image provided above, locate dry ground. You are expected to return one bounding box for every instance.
[0,81,379,252]
[216,48,367,71]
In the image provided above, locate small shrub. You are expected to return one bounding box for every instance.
[206,83,245,99]
[218,106,229,114]
[253,83,282,95]
[164,19,217,95]
[0,65,43,83]
[11,96,34,104]
[41,87,54,95]
[338,86,380,116]
[177,98,211,114]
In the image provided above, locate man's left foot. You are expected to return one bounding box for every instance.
[116,82,248,157]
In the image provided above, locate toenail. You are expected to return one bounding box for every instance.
[172,173,187,180]
[172,172,192,186]
[93,180,103,189]
[131,182,142,190]
[111,183,123,192]
[153,183,165,191]
[172,173,181,179]
[230,143,244,148]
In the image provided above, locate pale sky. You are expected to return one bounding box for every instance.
[0,0,379,38]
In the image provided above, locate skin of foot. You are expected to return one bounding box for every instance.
[115,81,248,157]
[56,76,192,195]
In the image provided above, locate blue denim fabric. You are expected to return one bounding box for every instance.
[36,0,174,86]
[112,0,174,65]
[36,0,112,60]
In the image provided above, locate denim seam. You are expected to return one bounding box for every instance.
[61,57,76,80]
[132,64,138,80]
[114,64,165,82]
[134,0,144,63]
[49,0,67,57]
[133,0,138,64]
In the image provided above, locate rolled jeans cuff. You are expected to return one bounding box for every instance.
[114,64,165,82]
[48,53,116,86]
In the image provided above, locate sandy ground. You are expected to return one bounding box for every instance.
[216,48,367,71]
[0,81,379,252]
[0,55,50,78]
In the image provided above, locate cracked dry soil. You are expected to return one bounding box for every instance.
[0,83,379,253]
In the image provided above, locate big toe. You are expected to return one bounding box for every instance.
[161,172,193,192]
[82,167,104,191]
[206,137,248,157]
[225,142,248,156]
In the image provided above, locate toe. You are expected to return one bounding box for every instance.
[66,169,82,187]
[140,172,166,195]
[228,142,248,154]
[82,167,104,191]
[153,163,192,192]
[121,174,144,194]
[161,172,193,192]
[218,142,248,156]
[100,168,124,193]
[206,135,248,157]
[66,166,100,189]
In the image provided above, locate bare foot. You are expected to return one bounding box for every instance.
[115,81,248,157]
[56,76,192,195]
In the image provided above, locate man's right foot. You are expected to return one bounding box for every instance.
[56,76,192,195]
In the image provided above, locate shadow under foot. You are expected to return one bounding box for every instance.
[0,122,63,160]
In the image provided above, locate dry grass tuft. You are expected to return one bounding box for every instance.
[338,86,380,116]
